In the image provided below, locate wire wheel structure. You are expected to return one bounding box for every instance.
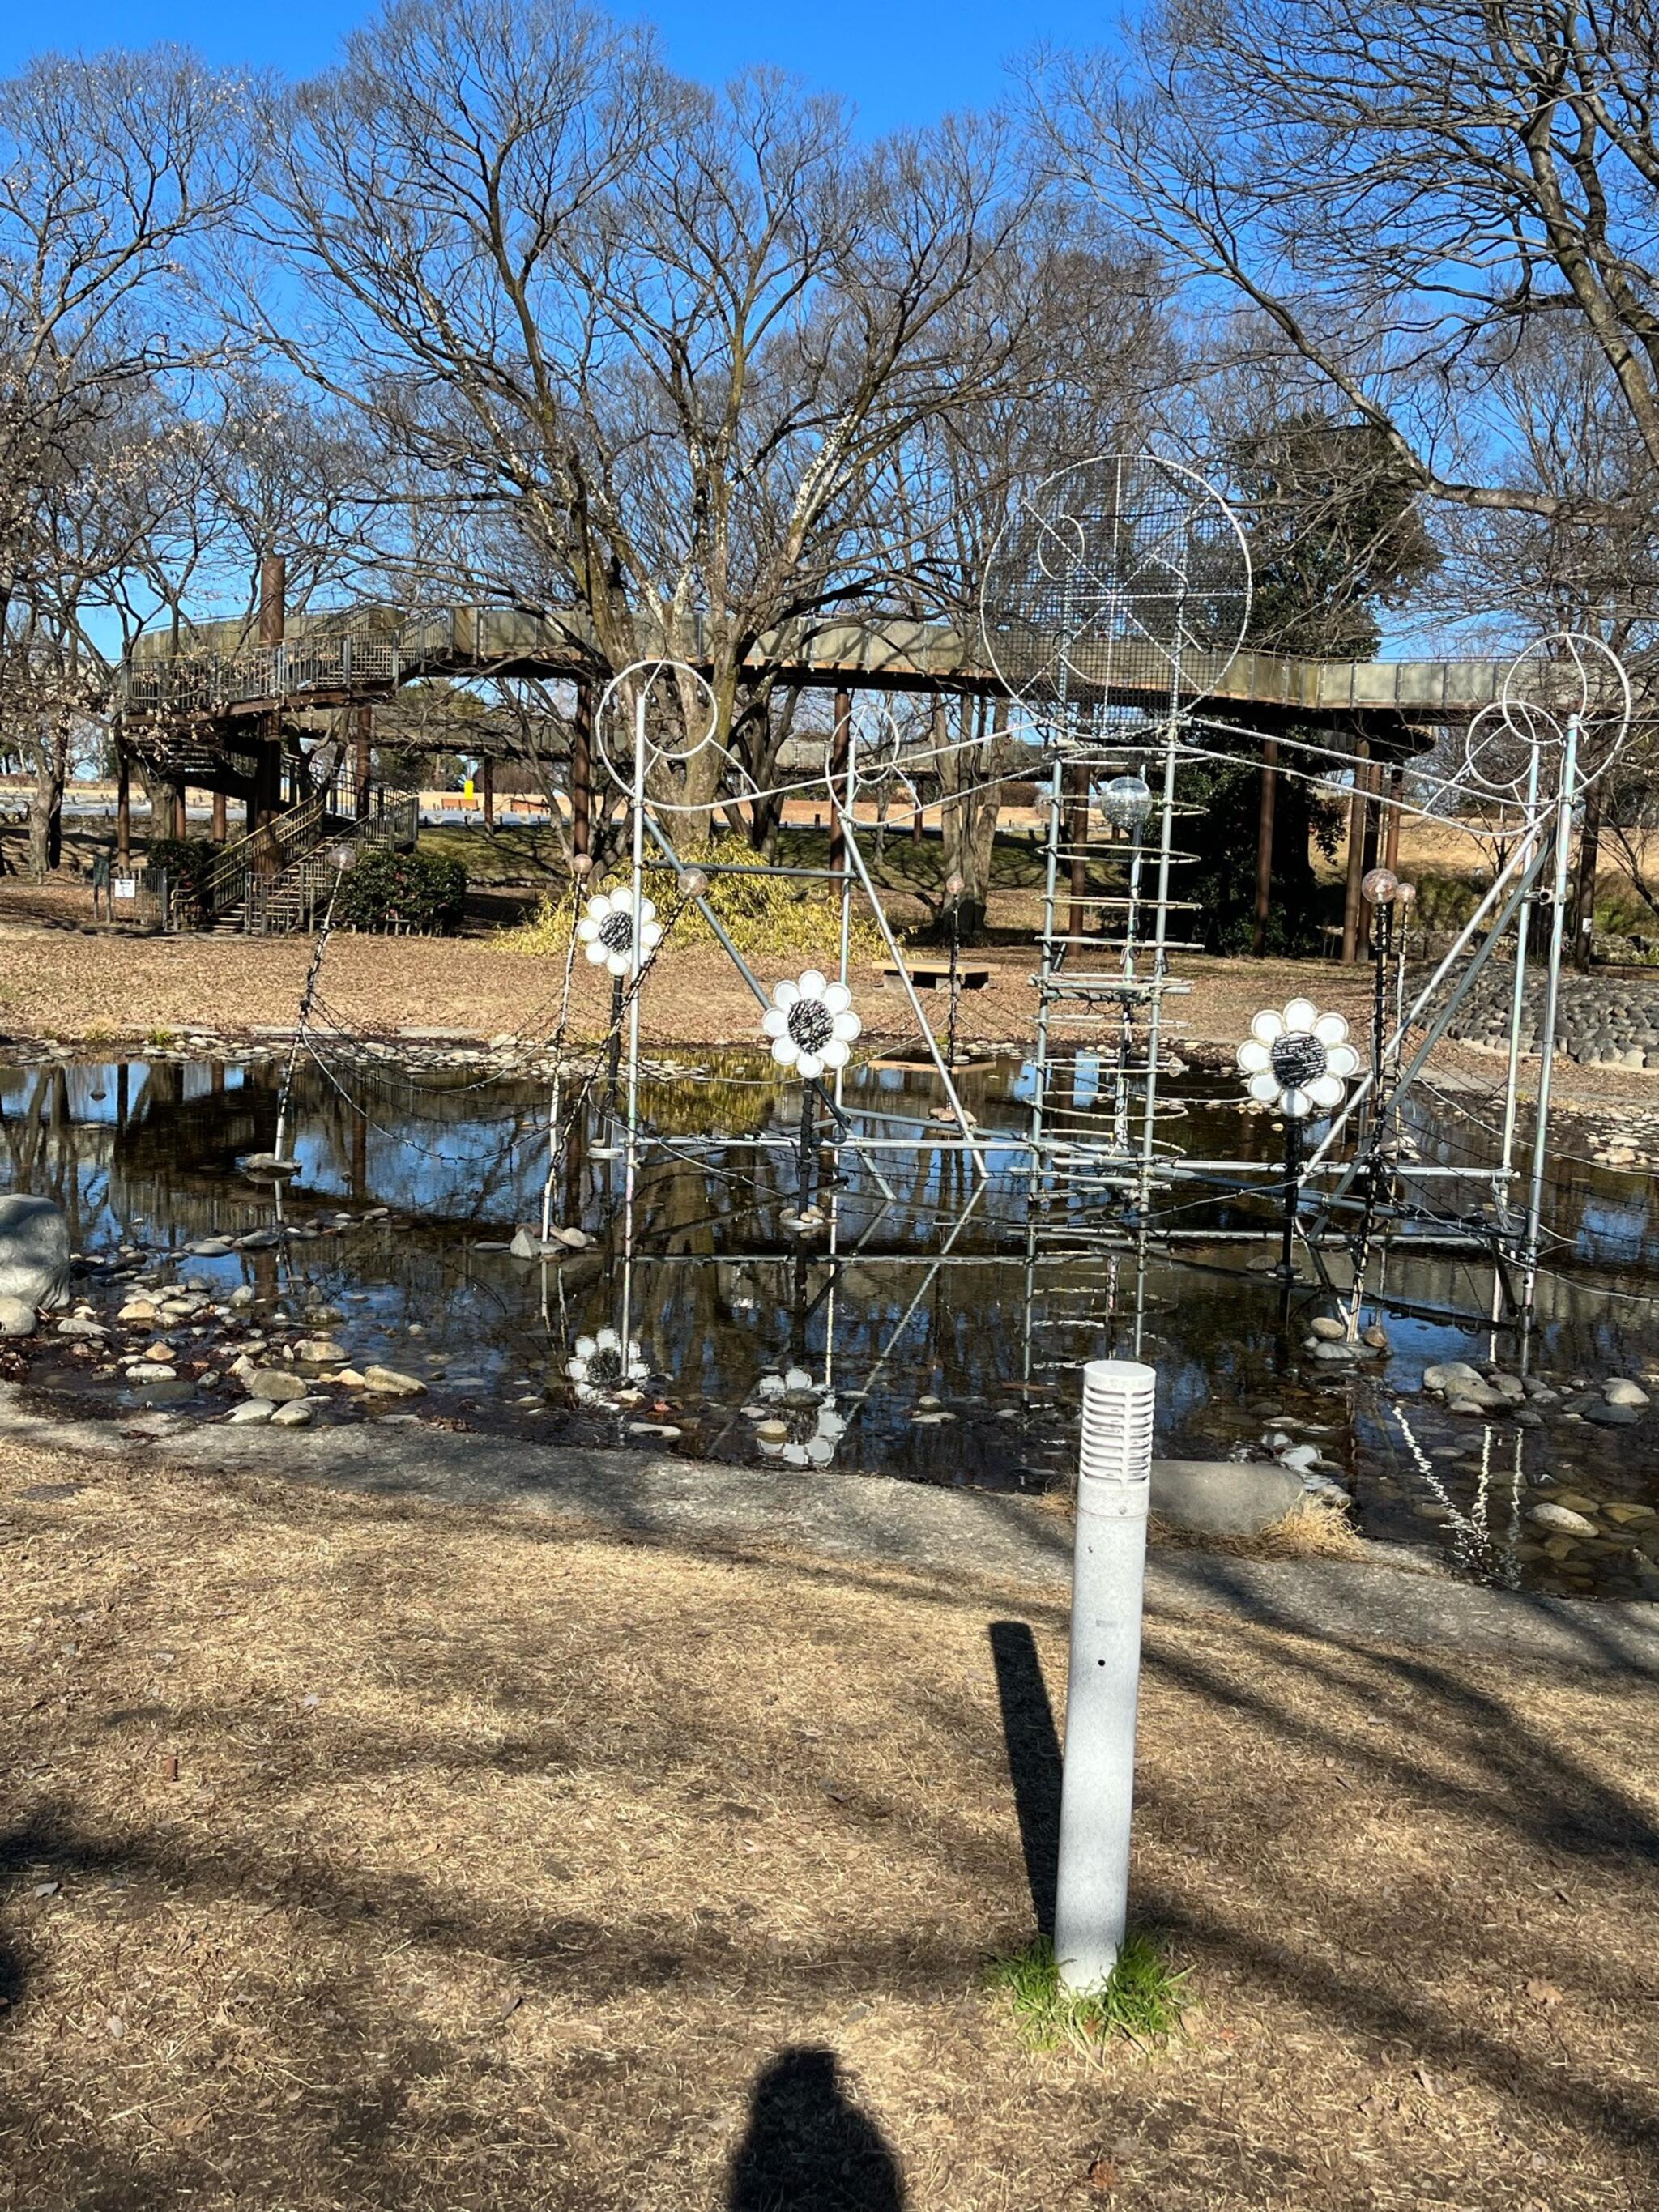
[980,453,1252,718]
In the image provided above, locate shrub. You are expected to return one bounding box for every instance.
[334,846,467,933]
[144,837,221,926]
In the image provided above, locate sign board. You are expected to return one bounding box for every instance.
[113,876,139,901]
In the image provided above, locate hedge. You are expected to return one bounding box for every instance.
[333,846,467,933]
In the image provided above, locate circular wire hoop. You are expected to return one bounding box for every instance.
[1452,631,1633,812]
[979,452,1252,726]
[594,658,722,803]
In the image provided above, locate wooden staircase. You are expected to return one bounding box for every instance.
[202,789,418,936]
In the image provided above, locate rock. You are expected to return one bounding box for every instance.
[56,1315,106,1340]
[332,1368,366,1387]
[227,1399,275,1424]
[554,1227,591,1249]
[1528,1502,1597,1536]
[1486,1372,1526,1403]
[361,1365,425,1396]
[509,1227,563,1259]
[237,1230,279,1251]
[1310,1340,1358,1362]
[628,1421,681,1440]
[0,1195,70,1310]
[270,1400,314,1427]
[125,1362,177,1383]
[1606,1502,1657,1525]
[753,1418,790,1443]
[1603,1378,1651,1409]
[117,1301,158,1325]
[1361,1324,1390,1352]
[293,1338,347,1364]
[1310,1316,1348,1341]
[1584,1401,1642,1427]
[228,1285,256,1309]
[1277,1444,1321,1473]
[188,1238,235,1257]
[1151,1458,1306,1537]
[1422,1360,1486,1396]
[246,1369,309,1404]
[0,1296,36,1337]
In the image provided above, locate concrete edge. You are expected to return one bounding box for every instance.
[1,1387,1655,1677]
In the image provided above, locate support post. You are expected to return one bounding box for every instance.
[1253,735,1277,957]
[828,687,851,876]
[1521,718,1581,1351]
[1383,762,1403,876]
[115,741,130,863]
[481,757,496,832]
[571,680,593,858]
[1066,759,1090,944]
[211,791,227,843]
[1341,740,1371,961]
[258,552,287,832]
[1054,1358,1154,1994]
[354,705,373,820]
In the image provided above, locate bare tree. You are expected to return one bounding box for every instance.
[1038,2,1659,537]
[249,0,1068,827]
[0,47,252,872]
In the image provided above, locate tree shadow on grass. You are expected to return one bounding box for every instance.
[727,2046,903,2211]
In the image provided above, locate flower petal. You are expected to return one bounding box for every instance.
[1282,997,1318,1032]
[830,1010,862,1042]
[797,970,828,1000]
[1325,1043,1359,1078]
[1247,1070,1281,1103]
[822,982,852,1015]
[1282,1087,1312,1117]
[772,979,800,1010]
[583,940,608,965]
[589,893,613,922]
[770,1036,797,1066]
[1237,1039,1271,1073]
[796,1053,824,1079]
[761,1008,788,1038]
[820,1038,850,1071]
[596,1329,619,1350]
[1312,1012,1350,1046]
[1308,1074,1345,1108]
[1250,1009,1286,1045]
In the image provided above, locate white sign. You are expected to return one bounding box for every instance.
[113,876,138,901]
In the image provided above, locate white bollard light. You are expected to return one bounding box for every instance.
[1053,1357,1154,1993]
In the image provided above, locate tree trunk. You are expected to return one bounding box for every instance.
[28,722,68,880]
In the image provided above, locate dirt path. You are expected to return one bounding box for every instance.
[2,1434,1655,2210]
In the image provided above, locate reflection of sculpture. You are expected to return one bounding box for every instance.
[762,970,862,1081]
[565,1326,649,1404]
[753,1366,847,1467]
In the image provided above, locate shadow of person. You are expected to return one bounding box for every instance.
[727,2046,904,2210]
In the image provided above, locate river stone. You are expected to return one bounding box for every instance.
[0,1296,36,1337]
[228,1285,256,1309]
[189,1238,235,1257]
[247,1368,309,1404]
[1422,1360,1486,1396]
[361,1365,426,1396]
[0,1196,70,1310]
[125,1362,177,1383]
[1310,1316,1348,1341]
[1584,1401,1642,1427]
[1310,1340,1358,1362]
[294,1338,347,1364]
[227,1399,275,1424]
[1528,1502,1597,1536]
[1604,1378,1651,1409]
[271,1399,314,1427]
[1151,1459,1306,1537]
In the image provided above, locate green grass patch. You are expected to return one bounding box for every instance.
[983,1933,1191,2060]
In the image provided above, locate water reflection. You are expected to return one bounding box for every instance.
[2,1049,1656,1598]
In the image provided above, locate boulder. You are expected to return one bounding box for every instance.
[0,1296,36,1337]
[0,1196,70,1310]
[361,1365,425,1396]
[1422,1360,1487,1396]
[246,1368,309,1404]
[1528,1502,1597,1536]
[271,1399,314,1427]
[1309,1316,1348,1341]
[227,1399,275,1424]
[1150,1458,1306,1538]
[1603,1378,1651,1409]
[293,1337,346,1364]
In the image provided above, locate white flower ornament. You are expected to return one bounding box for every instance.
[565,1326,649,1404]
[762,970,861,1080]
[1235,997,1358,1119]
[753,1366,848,1468]
[577,886,663,978]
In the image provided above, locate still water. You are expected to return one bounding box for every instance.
[4,1047,1657,1601]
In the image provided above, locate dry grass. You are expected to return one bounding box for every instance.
[1,1435,1655,2210]
[1149,1490,1368,1565]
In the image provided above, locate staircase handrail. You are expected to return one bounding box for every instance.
[202,791,331,920]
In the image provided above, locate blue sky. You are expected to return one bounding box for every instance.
[0,1,1120,134]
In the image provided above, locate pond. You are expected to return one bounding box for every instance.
[3,1045,1657,1602]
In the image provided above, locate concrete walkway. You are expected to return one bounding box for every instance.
[3,1387,1656,1676]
